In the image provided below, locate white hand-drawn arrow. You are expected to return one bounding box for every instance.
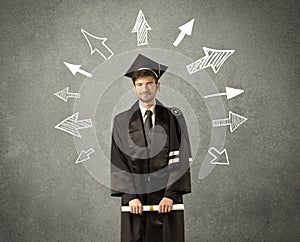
[213,111,247,133]
[75,148,95,164]
[132,10,152,46]
[173,19,194,47]
[187,47,235,74]
[55,112,92,138]
[208,147,230,165]
[204,87,244,100]
[54,87,80,102]
[64,62,93,78]
[81,28,114,60]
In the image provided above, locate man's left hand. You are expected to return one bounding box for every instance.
[158,197,173,213]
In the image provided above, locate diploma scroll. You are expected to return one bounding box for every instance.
[121,204,184,212]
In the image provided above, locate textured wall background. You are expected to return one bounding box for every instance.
[0,0,299,241]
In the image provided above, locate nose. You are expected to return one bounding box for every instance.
[141,84,149,92]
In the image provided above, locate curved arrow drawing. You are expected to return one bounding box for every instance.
[55,112,92,138]
[81,28,114,60]
[204,87,244,100]
[213,111,247,133]
[208,147,230,165]
[132,10,152,46]
[75,148,95,164]
[173,19,194,47]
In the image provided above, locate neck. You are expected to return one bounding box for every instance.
[140,100,156,109]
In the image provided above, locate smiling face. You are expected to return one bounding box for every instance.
[133,75,160,108]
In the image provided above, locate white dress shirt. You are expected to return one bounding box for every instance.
[139,101,156,126]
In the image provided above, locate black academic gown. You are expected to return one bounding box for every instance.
[111,100,191,242]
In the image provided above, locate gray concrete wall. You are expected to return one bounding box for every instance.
[0,0,299,241]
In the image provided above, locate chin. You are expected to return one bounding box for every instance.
[140,97,154,103]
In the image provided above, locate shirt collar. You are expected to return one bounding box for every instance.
[139,100,156,117]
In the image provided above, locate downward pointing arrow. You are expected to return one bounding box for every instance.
[204,87,244,100]
[208,147,230,165]
[75,148,95,164]
[81,28,114,60]
[173,19,194,47]
[64,62,93,78]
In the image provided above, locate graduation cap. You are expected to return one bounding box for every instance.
[124,54,168,81]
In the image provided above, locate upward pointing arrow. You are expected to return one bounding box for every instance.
[81,28,114,60]
[132,10,152,46]
[204,87,244,100]
[173,19,195,47]
[64,62,93,78]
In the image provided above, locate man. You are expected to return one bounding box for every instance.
[111,54,192,242]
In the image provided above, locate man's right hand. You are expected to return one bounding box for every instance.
[129,198,143,215]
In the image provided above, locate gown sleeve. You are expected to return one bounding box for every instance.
[110,116,138,204]
[164,109,192,200]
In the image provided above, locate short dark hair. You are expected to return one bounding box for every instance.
[131,69,158,84]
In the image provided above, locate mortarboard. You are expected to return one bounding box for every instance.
[124,54,168,80]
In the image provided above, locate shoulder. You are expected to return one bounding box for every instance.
[114,109,129,121]
[114,101,140,123]
[156,100,183,116]
[167,107,187,129]
[155,102,185,120]
[167,107,185,122]
[168,107,183,117]
[156,105,186,129]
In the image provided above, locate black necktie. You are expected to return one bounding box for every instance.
[144,110,153,145]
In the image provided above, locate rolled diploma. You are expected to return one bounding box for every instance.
[121,204,184,212]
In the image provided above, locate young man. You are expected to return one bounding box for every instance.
[111,54,192,242]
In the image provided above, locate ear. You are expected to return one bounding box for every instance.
[157,82,160,92]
